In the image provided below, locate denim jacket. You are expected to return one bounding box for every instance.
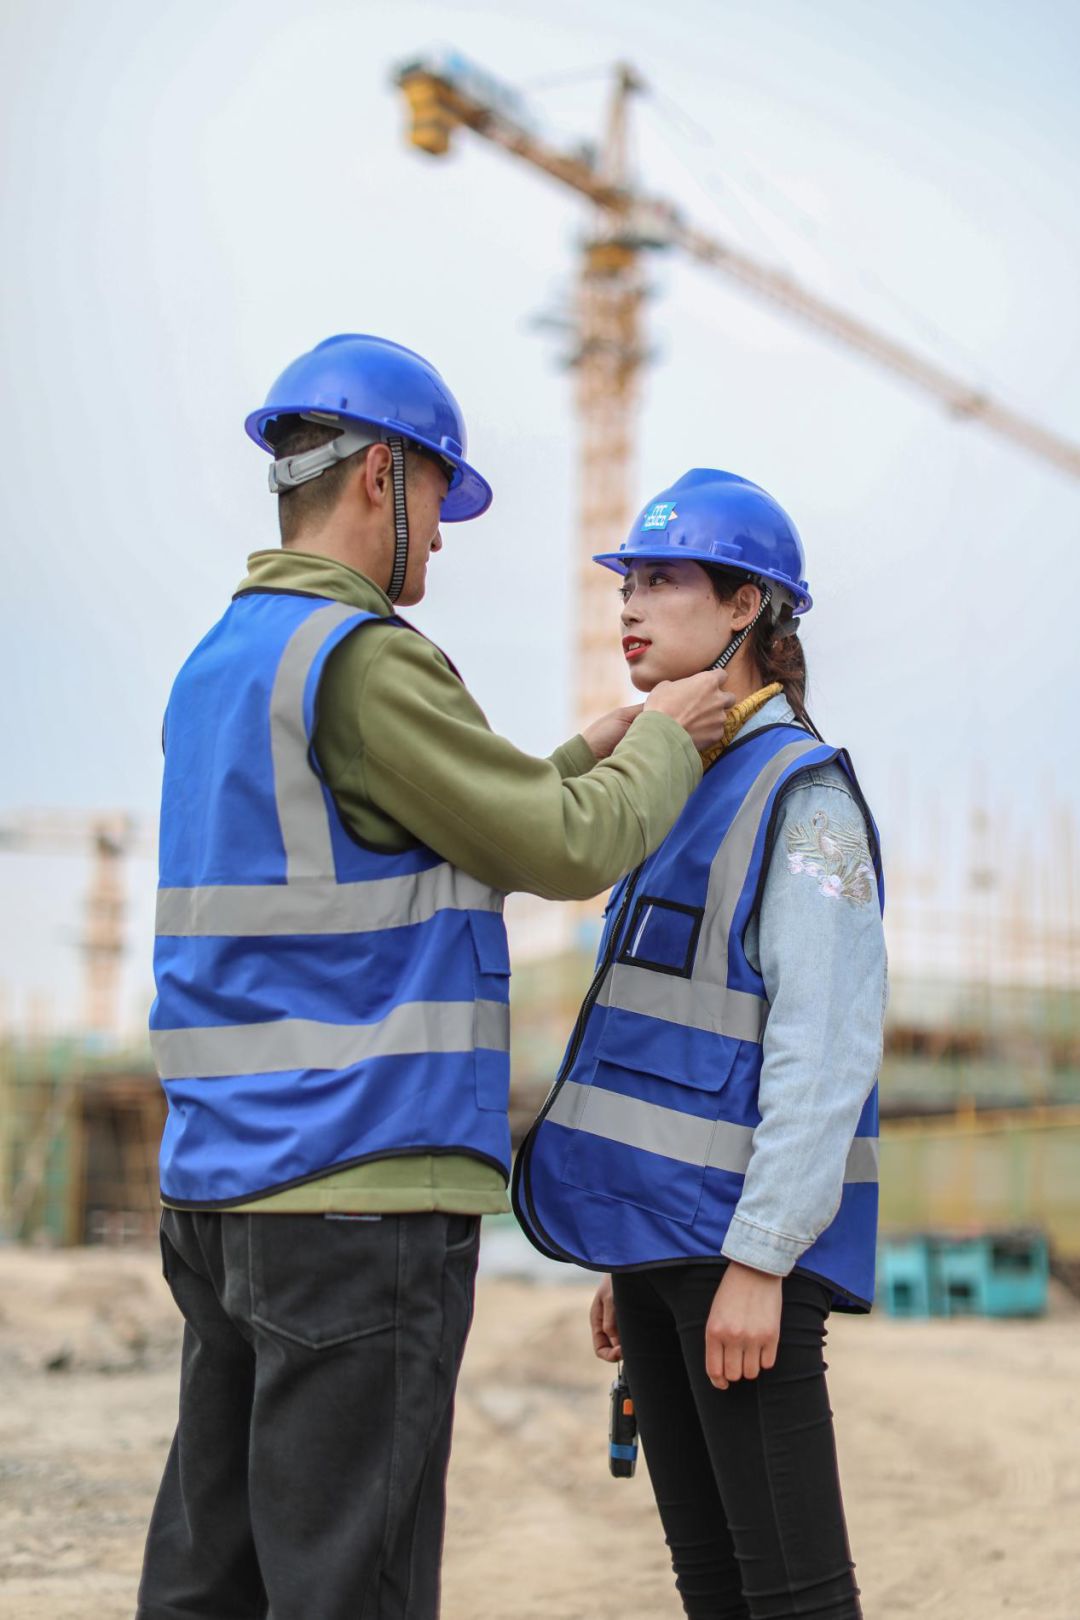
[719,695,888,1276]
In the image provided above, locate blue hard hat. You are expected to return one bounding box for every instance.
[245,334,492,522]
[594,468,812,615]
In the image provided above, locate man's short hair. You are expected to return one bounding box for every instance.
[265,415,370,545]
[265,416,447,544]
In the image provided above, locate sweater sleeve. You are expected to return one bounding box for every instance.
[548,735,598,779]
[720,769,887,1275]
[315,621,701,900]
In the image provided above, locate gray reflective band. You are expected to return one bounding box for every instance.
[704,736,825,948]
[157,865,504,938]
[269,602,359,881]
[152,999,510,1080]
[548,1081,878,1184]
[844,1136,879,1182]
[597,966,766,1043]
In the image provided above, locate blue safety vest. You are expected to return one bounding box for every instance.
[512,722,883,1311]
[151,591,512,1205]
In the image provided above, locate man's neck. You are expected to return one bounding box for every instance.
[283,528,388,588]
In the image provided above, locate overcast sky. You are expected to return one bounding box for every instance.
[2,0,1078,1029]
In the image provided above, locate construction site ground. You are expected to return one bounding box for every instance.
[1,1243,1077,1619]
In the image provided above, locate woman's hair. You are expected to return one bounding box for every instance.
[702,564,814,730]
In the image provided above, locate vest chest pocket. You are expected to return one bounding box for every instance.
[467,910,511,1112]
[559,1017,740,1227]
[617,895,703,977]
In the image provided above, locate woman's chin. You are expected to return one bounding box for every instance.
[628,666,657,693]
[629,657,703,692]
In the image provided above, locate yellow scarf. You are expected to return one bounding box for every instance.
[698,682,784,770]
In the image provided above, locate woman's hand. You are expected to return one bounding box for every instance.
[581,704,645,761]
[705,1261,783,1390]
[590,1275,622,1361]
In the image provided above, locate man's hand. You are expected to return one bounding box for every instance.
[590,1275,621,1361]
[644,671,737,751]
[581,704,645,761]
[705,1261,783,1390]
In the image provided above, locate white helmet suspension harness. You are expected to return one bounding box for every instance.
[268,413,412,604]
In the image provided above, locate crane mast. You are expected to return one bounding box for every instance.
[0,811,154,1040]
[394,54,1080,719]
[399,55,666,721]
[572,67,653,726]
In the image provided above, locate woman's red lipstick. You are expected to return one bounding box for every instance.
[622,637,651,662]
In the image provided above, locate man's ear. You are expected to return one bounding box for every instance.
[730,582,762,631]
[361,442,392,507]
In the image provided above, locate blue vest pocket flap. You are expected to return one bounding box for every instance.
[467,910,511,978]
[596,1006,738,1095]
[467,911,511,1113]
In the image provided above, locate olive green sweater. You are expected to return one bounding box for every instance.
[172,549,701,1214]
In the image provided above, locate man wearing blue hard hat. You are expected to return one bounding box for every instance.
[137,335,734,1620]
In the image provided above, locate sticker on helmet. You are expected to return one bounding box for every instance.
[642,502,678,530]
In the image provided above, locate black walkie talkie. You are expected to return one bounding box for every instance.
[608,1363,638,1478]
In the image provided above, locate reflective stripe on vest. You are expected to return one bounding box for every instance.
[547,1081,879,1182]
[152,999,511,1080]
[270,602,359,879]
[156,864,504,937]
[153,594,511,1204]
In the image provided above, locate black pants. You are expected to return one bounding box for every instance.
[137,1208,480,1620]
[612,1265,862,1620]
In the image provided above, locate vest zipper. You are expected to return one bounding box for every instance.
[512,863,644,1258]
[549,864,643,1113]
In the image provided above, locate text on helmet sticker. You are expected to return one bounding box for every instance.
[642,502,678,530]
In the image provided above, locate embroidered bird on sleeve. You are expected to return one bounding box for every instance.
[785,809,875,905]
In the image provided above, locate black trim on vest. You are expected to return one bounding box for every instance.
[232,586,356,602]
[748,745,882,935]
[617,894,704,979]
[511,864,646,1259]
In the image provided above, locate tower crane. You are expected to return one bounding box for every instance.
[0,811,155,1039]
[394,51,1080,727]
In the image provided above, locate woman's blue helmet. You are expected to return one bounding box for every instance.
[245,334,492,522]
[594,468,812,615]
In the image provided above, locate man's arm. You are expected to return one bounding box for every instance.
[315,623,702,899]
[547,735,597,780]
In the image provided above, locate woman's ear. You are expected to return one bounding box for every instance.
[730,582,762,631]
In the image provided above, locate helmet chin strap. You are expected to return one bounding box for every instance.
[386,435,409,603]
[708,583,772,671]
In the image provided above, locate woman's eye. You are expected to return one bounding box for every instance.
[649,572,669,587]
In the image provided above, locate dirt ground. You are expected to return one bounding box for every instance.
[1,1244,1078,1620]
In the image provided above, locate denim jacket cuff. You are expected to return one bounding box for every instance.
[721,1214,807,1276]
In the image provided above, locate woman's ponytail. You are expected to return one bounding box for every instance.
[703,565,815,732]
[754,612,812,729]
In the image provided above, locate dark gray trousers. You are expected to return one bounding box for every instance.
[137,1207,480,1620]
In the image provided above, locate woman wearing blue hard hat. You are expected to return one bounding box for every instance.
[513,470,886,1619]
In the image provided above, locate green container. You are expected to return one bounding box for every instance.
[936,1231,1049,1318]
[878,1236,936,1317]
